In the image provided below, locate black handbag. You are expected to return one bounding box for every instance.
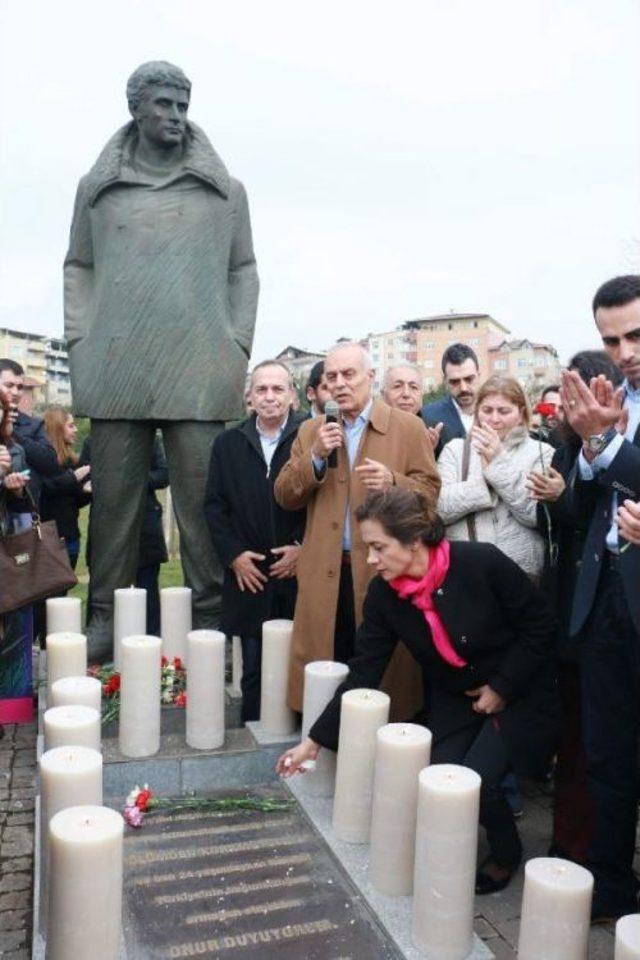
[0,492,78,615]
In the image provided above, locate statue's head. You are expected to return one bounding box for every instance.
[126,61,192,148]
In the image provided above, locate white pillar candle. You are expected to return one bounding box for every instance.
[231,635,243,695]
[370,723,432,896]
[186,630,225,750]
[332,688,390,843]
[260,619,296,736]
[412,764,481,960]
[44,705,101,753]
[46,597,82,636]
[113,586,146,672]
[160,586,192,661]
[615,915,640,960]
[517,857,593,960]
[119,635,161,758]
[50,676,102,713]
[46,632,87,698]
[47,805,123,960]
[301,660,349,796]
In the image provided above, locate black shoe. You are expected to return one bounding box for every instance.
[475,857,519,895]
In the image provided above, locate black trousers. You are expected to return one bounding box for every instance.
[432,716,522,869]
[334,559,356,665]
[580,556,640,912]
[135,564,161,637]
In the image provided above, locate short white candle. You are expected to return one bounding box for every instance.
[47,805,123,960]
[615,915,640,960]
[370,723,432,896]
[44,705,101,753]
[46,632,87,698]
[301,661,349,796]
[119,635,161,758]
[186,630,225,750]
[46,597,82,636]
[517,857,593,960]
[160,586,192,661]
[332,688,390,843]
[231,635,243,695]
[260,620,296,736]
[50,676,102,714]
[412,764,481,960]
[113,586,146,671]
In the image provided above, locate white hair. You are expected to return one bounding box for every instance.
[383,363,424,390]
[325,341,373,372]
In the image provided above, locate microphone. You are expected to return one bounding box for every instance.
[324,399,340,468]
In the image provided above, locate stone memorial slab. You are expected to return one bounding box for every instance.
[120,785,401,960]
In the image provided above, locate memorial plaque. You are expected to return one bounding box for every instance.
[121,785,401,959]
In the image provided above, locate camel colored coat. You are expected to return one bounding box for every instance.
[274,398,440,715]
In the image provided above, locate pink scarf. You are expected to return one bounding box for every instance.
[390,539,467,669]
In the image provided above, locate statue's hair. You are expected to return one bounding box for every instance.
[126,61,191,112]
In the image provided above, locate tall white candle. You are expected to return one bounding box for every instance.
[370,723,432,895]
[160,586,192,661]
[50,676,102,714]
[38,747,103,934]
[44,705,101,753]
[113,586,146,671]
[186,630,225,750]
[517,857,593,960]
[332,688,390,843]
[301,661,349,796]
[47,805,123,960]
[412,764,481,960]
[615,915,640,960]
[260,620,296,736]
[46,597,82,635]
[46,632,87,698]
[119,635,161,758]
[231,635,243,695]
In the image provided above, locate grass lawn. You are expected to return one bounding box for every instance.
[69,504,184,614]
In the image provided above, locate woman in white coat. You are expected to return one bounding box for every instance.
[437,376,554,582]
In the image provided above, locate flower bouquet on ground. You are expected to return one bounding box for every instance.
[88,656,186,725]
[123,784,293,828]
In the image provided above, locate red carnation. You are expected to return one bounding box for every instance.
[535,402,556,419]
[161,655,169,667]
[136,788,153,811]
[174,692,187,707]
[173,657,183,671]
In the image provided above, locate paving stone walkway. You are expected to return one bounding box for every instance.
[0,721,36,959]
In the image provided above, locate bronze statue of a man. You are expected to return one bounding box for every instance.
[64,61,259,659]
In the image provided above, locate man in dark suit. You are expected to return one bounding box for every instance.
[561,274,640,921]
[421,343,480,457]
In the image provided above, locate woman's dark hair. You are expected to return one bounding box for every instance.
[355,489,445,547]
[0,391,11,444]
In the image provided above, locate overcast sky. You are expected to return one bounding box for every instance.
[1,0,638,366]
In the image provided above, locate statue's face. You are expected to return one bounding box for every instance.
[133,84,190,147]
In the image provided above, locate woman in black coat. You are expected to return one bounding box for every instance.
[278,488,557,894]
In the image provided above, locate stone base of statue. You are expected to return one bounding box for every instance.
[33,667,492,960]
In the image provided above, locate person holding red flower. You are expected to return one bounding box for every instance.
[278,488,557,895]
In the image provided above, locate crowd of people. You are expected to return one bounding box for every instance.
[1,273,640,923]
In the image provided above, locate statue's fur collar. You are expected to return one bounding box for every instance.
[83,120,230,206]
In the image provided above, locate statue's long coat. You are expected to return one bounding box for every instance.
[64,121,259,421]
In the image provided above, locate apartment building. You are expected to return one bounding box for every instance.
[489,339,561,395]
[0,328,71,405]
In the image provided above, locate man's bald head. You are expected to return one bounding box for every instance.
[324,342,374,418]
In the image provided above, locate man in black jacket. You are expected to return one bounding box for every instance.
[420,343,480,457]
[0,359,61,506]
[560,275,640,921]
[205,361,305,722]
